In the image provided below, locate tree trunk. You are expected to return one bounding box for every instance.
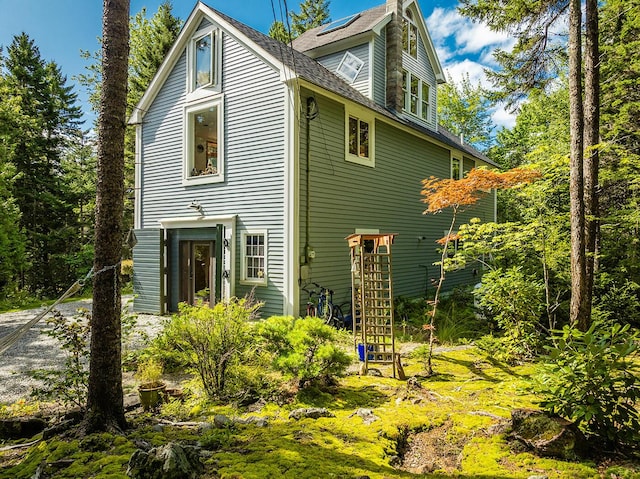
[568,0,587,328]
[582,0,600,331]
[85,0,130,433]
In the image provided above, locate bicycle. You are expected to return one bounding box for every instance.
[301,282,350,329]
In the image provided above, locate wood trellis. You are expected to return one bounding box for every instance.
[346,233,397,378]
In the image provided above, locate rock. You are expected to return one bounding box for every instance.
[213,414,232,428]
[0,417,47,440]
[127,442,203,479]
[528,475,549,479]
[246,398,267,413]
[235,416,268,427]
[288,407,335,420]
[510,408,588,460]
[152,424,164,432]
[348,408,379,425]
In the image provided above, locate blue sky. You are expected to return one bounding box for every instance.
[0,0,515,127]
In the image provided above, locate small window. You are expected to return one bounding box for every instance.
[241,231,267,285]
[451,157,461,180]
[184,98,224,185]
[402,71,430,122]
[346,110,374,167]
[189,28,220,94]
[336,51,364,84]
[402,10,418,58]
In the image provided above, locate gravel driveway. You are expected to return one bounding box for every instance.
[0,297,164,405]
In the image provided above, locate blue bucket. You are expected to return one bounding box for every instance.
[357,343,375,361]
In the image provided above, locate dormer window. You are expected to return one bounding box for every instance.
[403,9,418,58]
[189,28,221,93]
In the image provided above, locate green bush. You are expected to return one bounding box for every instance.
[30,310,90,410]
[594,275,640,328]
[162,297,260,400]
[257,316,352,388]
[475,268,545,360]
[534,321,640,447]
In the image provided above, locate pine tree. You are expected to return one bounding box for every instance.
[2,33,83,294]
[269,0,330,42]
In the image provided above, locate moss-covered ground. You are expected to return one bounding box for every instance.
[1,346,639,479]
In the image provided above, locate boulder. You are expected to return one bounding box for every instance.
[127,442,203,479]
[288,407,335,420]
[510,408,588,460]
[0,417,47,439]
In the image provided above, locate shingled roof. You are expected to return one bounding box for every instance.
[204,4,493,165]
[291,5,388,54]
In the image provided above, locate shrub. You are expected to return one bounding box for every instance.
[30,309,90,410]
[534,321,640,447]
[257,316,352,387]
[594,275,640,328]
[475,268,545,360]
[161,297,260,400]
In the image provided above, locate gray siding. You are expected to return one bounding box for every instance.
[372,33,386,107]
[401,25,438,131]
[298,88,494,311]
[132,229,163,314]
[317,43,370,98]
[138,31,286,317]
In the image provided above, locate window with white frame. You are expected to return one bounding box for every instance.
[402,70,430,121]
[189,28,220,93]
[241,231,267,285]
[336,51,364,84]
[346,109,374,167]
[402,9,418,58]
[451,157,461,180]
[184,98,224,184]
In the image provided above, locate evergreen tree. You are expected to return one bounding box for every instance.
[269,0,330,42]
[1,33,83,295]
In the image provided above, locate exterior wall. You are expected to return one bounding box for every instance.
[401,25,438,131]
[298,88,494,312]
[372,33,386,107]
[132,229,164,313]
[316,43,370,98]
[136,30,287,317]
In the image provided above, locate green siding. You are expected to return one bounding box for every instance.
[298,89,494,311]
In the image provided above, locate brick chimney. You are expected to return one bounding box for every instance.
[386,0,404,112]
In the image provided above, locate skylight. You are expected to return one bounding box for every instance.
[320,13,360,34]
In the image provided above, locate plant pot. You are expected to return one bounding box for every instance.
[138,383,166,411]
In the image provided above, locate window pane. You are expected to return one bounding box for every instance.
[349,117,358,155]
[410,76,419,115]
[402,22,408,53]
[402,70,408,110]
[195,34,212,88]
[409,25,417,57]
[359,120,369,158]
[452,158,461,180]
[190,105,218,177]
[421,83,429,120]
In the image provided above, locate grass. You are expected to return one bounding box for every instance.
[2,345,638,479]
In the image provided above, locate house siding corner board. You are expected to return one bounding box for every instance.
[298,89,493,313]
[138,31,287,317]
[317,43,370,98]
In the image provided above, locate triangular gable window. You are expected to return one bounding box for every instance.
[402,9,418,58]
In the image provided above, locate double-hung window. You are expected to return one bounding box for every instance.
[241,231,267,286]
[402,70,431,122]
[451,157,461,180]
[346,108,374,167]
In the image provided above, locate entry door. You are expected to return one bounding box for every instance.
[179,241,215,305]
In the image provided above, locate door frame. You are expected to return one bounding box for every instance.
[159,215,236,311]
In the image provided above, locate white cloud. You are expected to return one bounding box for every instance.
[443,60,488,88]
[491,106,517,129]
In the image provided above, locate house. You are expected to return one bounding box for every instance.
[130,0,496,317]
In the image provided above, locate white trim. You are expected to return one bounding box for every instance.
[345,106,375,168]
[129,4,297,125]
[186,26,223,101]
[134,124,142,229]
[336,51,364,84]
[368,38,375,100]
[240,230,268,286]
[283,80,299,316]
[182,96,225,186]
[158,215,236,299]
[406,0,445,83]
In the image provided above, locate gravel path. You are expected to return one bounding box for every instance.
[0,297,163,405]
